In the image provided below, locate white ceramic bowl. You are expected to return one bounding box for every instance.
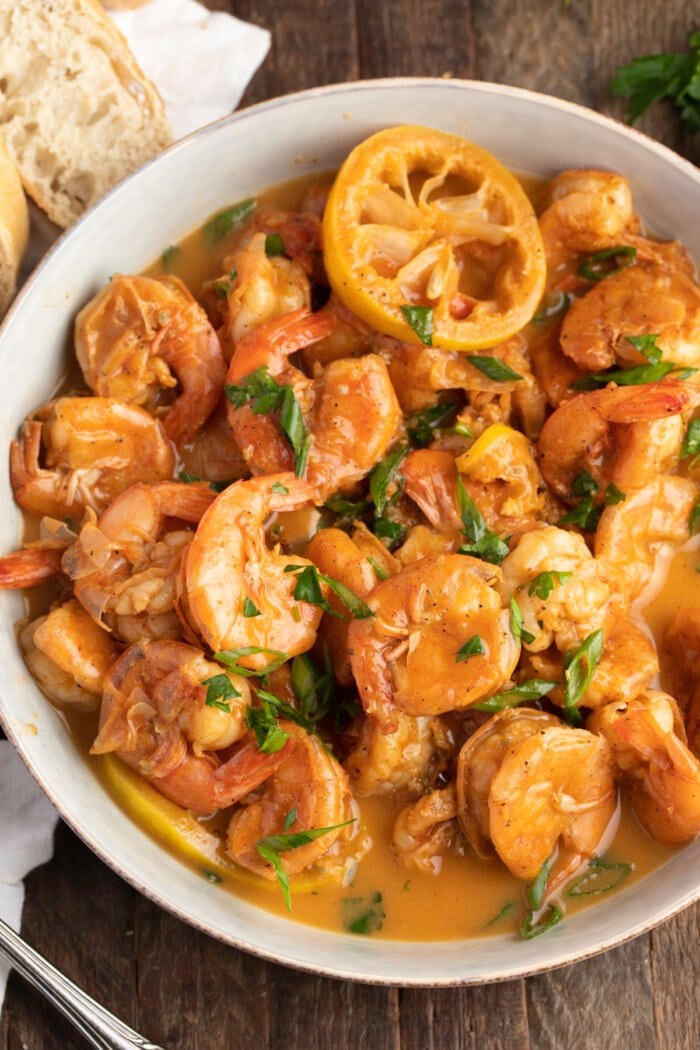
[1,79,699,986]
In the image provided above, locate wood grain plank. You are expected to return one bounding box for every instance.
[355,0,476,79]
[473,0,595,105]
[591,0,700,164]
[1,822,137,1050]
[399,980,530,1050]
[525,936,657,1050]
[649,902,700,1050]
[234,0,360,107]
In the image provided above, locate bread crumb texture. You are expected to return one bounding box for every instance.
[0,0,172,227]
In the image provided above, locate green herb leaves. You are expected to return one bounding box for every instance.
[264,232,285,256]
[243,598,261,618]
[467,355,523,382]
[204,198,256,242]
[225,366,310,476]
[473,678,556,713]
[286,564,373,620]
[560,472,624,531]
[509,595,535,645]
[577,245,637,282]
[369,444,409,514]
[401,305,434,346]
[457,477,509,565]
[456,636,486,662]
[202,674,241,712]
[246,700,289,754]
[256,819,356,910]
[342,891,385,934]
[571,333,697,390]
[610,31,700,132]
[562,629,604,726]
[681,419,700,464]
[527,571,573,600]
[406,403,457,447]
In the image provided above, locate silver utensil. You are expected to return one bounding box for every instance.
[0,917,165,1050]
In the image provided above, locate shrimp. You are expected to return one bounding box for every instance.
[538,169,638,278]
[345,711,448,796]
[402,450,463,534]
[347,553,519,731]
[223,232,311,346]
[10,397,175,518]
[500,526,613,654]
[18,600,120,710]
[301,294,374,370]
[560,263,700,372]
[0,546,66,589]
[393,786,458,874]
[595,475,699,598]
[250,209,322,275]
[227,722,358,881]
[305,525,398,685]
[178,399,247,487]
[62,480,216,640]
[75,275,226,445]
[181,473,323,668]
[538,380,695,500]
[91,639,283,813]
[226,308,402,499]
[590,691,700,845]
[661,610,700,753]
[581,606,658,709]
[456,708,560,860]
[529,321,582,409]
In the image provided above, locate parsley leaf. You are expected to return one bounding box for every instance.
[203,198,256,242]
[509,595,536,645]
[560,472,601,531]
[323,494,372,520]
[456,477,509,565]
[467,355,523,382]
[401,305,434,346]
[604,482,626,506]
[406,403,458,447]
[473,678,557,713]
[271,481,289,495]
[256,819,356,911]
[202,674,241,712]
[369,444,410,514]
[283,808,297,831]
[342,891,386,935]
[224,366,309,476]
[264,232,285,257]
[242,597,261,618]
[577,245,637,282]
[528,571,573,600]
[456,635,486,662]
[610,32,700,132]
[287,564,374,620]
[373,517,406,547]
[245,703,289,754]
[562,629,604,725]
[681,418,700,463]
[625,333,662,364]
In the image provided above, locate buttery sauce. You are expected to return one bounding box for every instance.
[25,170,699,942]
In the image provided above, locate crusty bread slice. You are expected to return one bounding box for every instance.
[0,0,172,228]
[0,137,29,317]
[102,1,152,8]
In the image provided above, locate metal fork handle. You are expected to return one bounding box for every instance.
[0,917,165,1050]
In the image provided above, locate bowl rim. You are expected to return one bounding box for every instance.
[2,75,700,987]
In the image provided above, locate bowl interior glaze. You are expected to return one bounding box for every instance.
[1,79,699,985]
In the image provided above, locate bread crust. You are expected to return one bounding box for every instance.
[0,0,172,227]
[0,137,29,317]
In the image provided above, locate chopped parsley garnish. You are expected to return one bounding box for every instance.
[213,278,232,300]
[528,571,573,600]
[577,245,637,282]
[161,245,180,271]
[401,304,434,346]
[562,629,604,725]
[626,333,663,364]
[610,32,700,132]
[264,232,285,256]
[372,517,406,547]
[559,471,601,530]
[566,856,632,897]
[473,678,557,713]
[406,402,458,447]
[369,444,410,514]
[485,900,514,927]
[202,673,241,712]
[285,563,373,620]
[242,598,261,618]
[291,652,334,722]
[509,595,536,645]
[245,700,289,755]
[519,903,563,940]
[604,482,626,506]
[256,819,356,911]
[203,198,256,242]
[681,418,700,464]
[283,808,297,831]
[341,891,386,935]
[456,477,509,565]
[225,366,310,476]
[202,869,223,883]
[178,471,201,484]
[467,355,523,382]
[323,494,371,520]
[214,646,289,677]
[271,481,289,495]
[456,635,486,662]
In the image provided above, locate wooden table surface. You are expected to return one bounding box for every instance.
[2,1,699,1047]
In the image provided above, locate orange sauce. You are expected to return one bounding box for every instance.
[25,170,700,941]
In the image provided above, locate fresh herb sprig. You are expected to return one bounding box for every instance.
[611,31,700,132]
[225,366,310,476]
[457,477,509,565]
